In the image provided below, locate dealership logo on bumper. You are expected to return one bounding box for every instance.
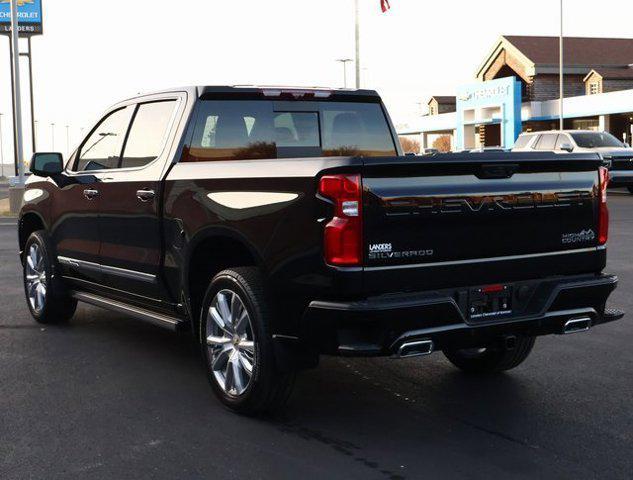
[368,243,434,260]
[369,243,393,253]
[562,229,596,244]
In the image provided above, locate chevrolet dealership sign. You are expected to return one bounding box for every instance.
[458,84,512,103]
[456,76,522,150]
[0,0,43,35]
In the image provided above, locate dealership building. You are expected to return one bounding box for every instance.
[398,36,633,151]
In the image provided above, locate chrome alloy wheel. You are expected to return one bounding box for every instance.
[206,289,256,397]
[25,243,47,313]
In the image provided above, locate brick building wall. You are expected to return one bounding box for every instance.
[438,103,455,114]
[529,74,585,102]
[603,79,633,93]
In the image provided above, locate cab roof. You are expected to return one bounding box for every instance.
[198,85,382,102]
[126,85,382,102]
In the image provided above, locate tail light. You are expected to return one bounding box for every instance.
[318,174,362,266]
[598,166,609,245]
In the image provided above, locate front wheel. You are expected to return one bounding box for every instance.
[443,337,536,373]
[23,231,77,324]
[200,267,295,415]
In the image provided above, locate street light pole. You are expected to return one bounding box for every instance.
[336,59,353,88]
[9,0,25,184]
[0,113,4,179]
[559,0,564,131]
[354,0,361,89]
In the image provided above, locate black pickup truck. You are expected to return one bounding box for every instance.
[19,86,623,414]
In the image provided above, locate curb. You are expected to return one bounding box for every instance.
[0,216,17,225]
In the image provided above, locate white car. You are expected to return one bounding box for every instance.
[512,130,633,193]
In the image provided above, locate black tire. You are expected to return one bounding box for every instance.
[443,337,536,373]
[200,267,295,415]
[23,230,77,324]
[628,187,633,195]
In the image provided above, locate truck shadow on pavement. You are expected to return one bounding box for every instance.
[10,304,626,479]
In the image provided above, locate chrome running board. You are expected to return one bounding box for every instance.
[71,291,184,332]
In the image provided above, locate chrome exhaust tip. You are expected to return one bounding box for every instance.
[397,339,434,358]
[563,317,592,334]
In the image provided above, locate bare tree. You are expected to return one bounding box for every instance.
[432,135,452,152]
[399,136,420,154]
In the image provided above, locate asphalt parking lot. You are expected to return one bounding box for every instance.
[1,193,632,480]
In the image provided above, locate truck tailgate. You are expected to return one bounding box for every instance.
[361,153,606,293]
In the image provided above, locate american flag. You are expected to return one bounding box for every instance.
[381,0,391,13]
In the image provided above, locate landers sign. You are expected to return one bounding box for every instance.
[0,0,43,36]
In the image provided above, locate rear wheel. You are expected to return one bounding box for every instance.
[443,337,536,373]
[200,267,295,415]
[23,231,77,324]
[628,187,633,194]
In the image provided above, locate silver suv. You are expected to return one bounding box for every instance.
[512,130,633,193]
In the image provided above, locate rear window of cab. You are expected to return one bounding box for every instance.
[184,100,397,161]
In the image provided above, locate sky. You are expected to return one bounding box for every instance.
[1,0,633,170]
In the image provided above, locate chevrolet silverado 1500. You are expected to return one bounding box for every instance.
[19,86,623,414]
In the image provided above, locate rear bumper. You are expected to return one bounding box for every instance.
[299,274,622,357]
[609,170,633,187]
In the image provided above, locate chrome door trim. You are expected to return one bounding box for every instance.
[100,263,157,282]
[57,256,101,273]
[58,256,156,283]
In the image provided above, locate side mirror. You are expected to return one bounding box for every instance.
[560,143,574,153]
[30,152,64,177]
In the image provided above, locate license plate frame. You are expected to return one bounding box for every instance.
[468,284,513,321]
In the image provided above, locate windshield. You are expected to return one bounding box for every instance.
[186,100,397,162]
[570,132,624,148]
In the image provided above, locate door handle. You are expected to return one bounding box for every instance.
[83,189,99,200]
[136,189,155,202]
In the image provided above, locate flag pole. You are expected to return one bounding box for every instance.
[354,0,361,89]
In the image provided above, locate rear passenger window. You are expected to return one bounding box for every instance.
[534,134,557,150]
[120,100,177,169]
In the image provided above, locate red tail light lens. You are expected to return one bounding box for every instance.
[598,166,609,245]
[318,174,362,266]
